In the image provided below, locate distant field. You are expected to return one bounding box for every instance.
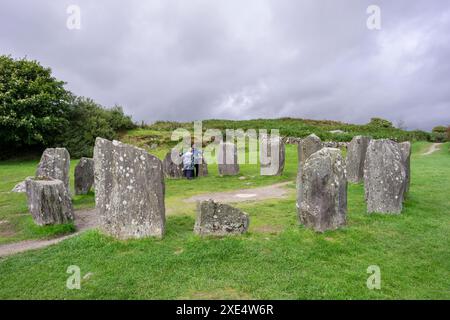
[0,141,448,299]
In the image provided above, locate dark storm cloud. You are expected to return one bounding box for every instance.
[1,0,449,130]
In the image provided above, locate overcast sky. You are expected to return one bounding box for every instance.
[1,0,449,130]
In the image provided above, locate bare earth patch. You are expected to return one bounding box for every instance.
[184,182,292,204]
[0,209,98,257]
[180,287,253,300]
[251,224,284,234]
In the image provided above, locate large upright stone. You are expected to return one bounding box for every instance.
[94,138,165,239]
[75,157,94,195]
[36,148,70,192]
[364,139,406,214]
[260,135,285,176]
[398,141,411,194]
[297,148,347,232]
[25,177,73,226]
[296,133,323,194]
[346,136,371,183]
[197,157,209,177]
[162,149,183,179]
[297,134,323,169]
[217,142,239,176]
[194,200,249,236]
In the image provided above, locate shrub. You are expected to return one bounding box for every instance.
[367,117,394,129]
[60,97,135,158]
[431,125,448,142]
[0,55,71,154]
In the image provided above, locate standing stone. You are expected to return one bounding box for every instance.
[94,138,165,239]
[36,148,70,192]
[11,177,33,193]
[75,157,94,195]
[398,141,411,194]
[197,157,209,177]
[217,142,239,176]
[297,148,347,232]
[260,135,285,176]
[296,134,323,201]
[297,134,323,169]
[194,199,249,236]
[346,136,371,183]
[25,177,73,226]
[162,149,183,179]
[364,139,406,214]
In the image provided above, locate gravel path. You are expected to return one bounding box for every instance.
[0,209,98,258]
[0,181,293,257]
[423,143,443,155]
[184,181,292,203]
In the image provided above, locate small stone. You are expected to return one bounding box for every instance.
[25,177,73,226]
[194,200,249,236]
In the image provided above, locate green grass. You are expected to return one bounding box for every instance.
[0,143,449,299]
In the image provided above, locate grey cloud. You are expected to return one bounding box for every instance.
[1,0,449,130]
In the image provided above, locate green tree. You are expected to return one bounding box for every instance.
[61,97,135,158]
[0,55,71,152]
[367,117,394,129]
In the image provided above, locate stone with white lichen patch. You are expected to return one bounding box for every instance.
[94,137,165,239]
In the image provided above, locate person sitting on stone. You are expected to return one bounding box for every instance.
[181,148,195,180]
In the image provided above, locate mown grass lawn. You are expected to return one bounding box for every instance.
[0,142,449,299]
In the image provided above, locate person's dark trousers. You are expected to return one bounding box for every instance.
[185,169,194,180]
[194,164,199,177]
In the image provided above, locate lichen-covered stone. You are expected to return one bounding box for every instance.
[260,135,285,176]
[297,148,347,232]
[399,141,411,195]
[36,148,70,192]
[75,157,94,195]
[194,200,249,236]
[346,136,371,183]
[25,177,73,226]
[197,157,209,177]
[162,149,183,179]
[217,142,239,176]
[364,139,406,214]
[11,177,33,193]
[296,134,323,204]
[93,138,165,239]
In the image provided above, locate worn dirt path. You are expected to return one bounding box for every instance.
[423,143,443,155]
[184,181,292,203]
[0,209,98,258]
[0,181,293,257]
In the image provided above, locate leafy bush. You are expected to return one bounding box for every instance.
[61,97,135,158]
[367,117,394,129]
[0,55,71,156]
[0,55,135,159]
[431,125,448,142]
